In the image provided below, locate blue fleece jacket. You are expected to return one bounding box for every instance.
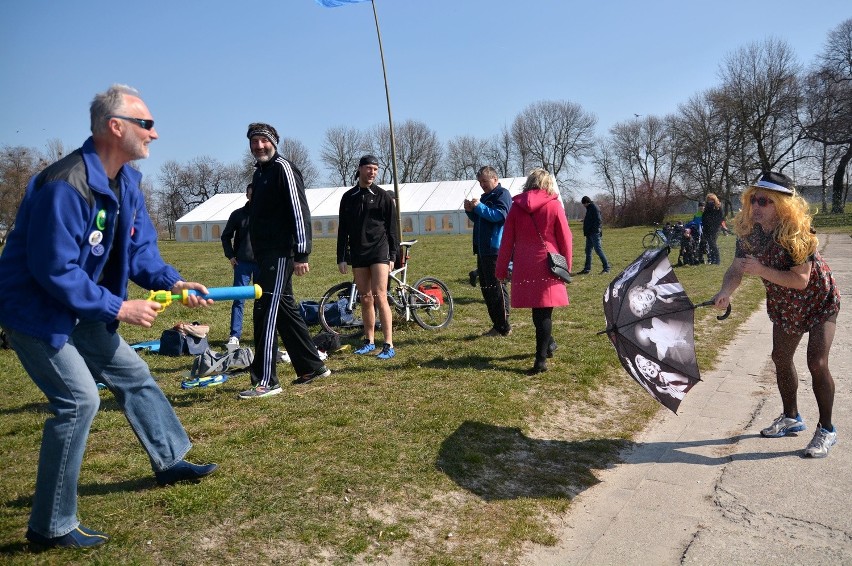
[0,137,181,349]
[465,184,512,256]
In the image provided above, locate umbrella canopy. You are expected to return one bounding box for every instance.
[602,247,701,413]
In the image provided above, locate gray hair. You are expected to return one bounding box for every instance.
[90,84,140,135]
[476,166,498,181]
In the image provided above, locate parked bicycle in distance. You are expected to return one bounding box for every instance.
[642,222,683,249]
[318,240,454,337]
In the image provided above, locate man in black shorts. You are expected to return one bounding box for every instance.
[336,155,399,359]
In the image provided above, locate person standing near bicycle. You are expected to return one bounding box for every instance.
[336,155,399,360]
[464,165,513,337]
[240,122,331,398]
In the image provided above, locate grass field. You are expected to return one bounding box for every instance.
[0,219,836,565]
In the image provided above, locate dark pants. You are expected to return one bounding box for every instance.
[532,307,554,363]
[584,233,610,271]
[477,254,510,334]
[704,230,720,264]
[251,255,323,387]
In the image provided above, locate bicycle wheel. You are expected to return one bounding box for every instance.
[642,232,660,249]
[318,282,364,338]
[409,277,454,330]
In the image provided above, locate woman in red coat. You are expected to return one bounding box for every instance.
[496,169,573,374]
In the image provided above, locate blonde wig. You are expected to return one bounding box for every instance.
[733,185,817,264]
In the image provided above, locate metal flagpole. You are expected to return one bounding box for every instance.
[369,0,403,246]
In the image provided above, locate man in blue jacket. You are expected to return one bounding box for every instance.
[464,166,512,336]
[0,84,217,549]
[578,195,611,274]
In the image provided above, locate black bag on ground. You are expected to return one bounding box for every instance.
[312,331,341,353]
[547,252,572,283]
[159,329,209,356]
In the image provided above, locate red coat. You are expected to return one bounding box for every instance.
[496,189,572,308]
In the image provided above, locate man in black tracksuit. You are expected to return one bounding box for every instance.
[239,122,330,399]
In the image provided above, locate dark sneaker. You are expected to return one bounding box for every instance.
[155,460,218,486]
[760,413,806,437]
[238,384,282,399]
[601,267,611,274]
[576,269,591,275]
[527,362,548,375]
[376,344,395,360]
[354,341,376,355]
[26,525,110,549]
[292,365,331,385]
[469,270,478,287]
[804,425,837,458]
[483,328,511,337]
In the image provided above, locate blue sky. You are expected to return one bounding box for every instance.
[1,1,848,192]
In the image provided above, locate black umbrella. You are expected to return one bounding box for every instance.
[599,247,730,413]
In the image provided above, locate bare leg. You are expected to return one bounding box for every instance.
[353,267,375,344]
[806,314,837,430]
[771,324,804,418]
[369,263,392,346]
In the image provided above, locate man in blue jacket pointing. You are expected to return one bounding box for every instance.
[0,84,218,549]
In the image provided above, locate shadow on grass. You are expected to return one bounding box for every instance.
[437,421,622,501]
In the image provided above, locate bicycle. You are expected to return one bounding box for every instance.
[642,223,682,249]
[318,239,454,337]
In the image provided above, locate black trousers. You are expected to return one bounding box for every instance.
[477,254,510,333]
[532,307,554,363]
[251,255,323,387]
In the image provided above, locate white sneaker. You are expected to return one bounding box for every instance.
[804,426,838,458]
[226,336,240,352]
[277,349,291,363]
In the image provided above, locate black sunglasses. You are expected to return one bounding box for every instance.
[109,115,155,130]
[750,196,772,207]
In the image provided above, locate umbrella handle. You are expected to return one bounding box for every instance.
[695,300,732,320]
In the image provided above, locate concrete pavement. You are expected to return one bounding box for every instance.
[522,233,852,566]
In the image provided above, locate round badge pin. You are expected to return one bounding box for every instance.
[88,230,103,246]
[91,244,105,257]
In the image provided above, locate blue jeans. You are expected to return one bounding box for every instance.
[584,233,610,271]
[5,321,191,538]
[230,261,259,338]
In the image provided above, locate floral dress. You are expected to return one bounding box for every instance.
[736,226,840,334]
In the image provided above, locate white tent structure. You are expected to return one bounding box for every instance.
[175,177,531,242]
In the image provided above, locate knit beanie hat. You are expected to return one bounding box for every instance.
[246,122,279,148]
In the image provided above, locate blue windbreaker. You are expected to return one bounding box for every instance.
[0,137,181,349]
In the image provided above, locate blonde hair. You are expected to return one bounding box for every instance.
[705,193,720,207]
[523,168,556,196]
[733,185,817,264]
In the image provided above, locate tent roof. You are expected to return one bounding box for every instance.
[176,177,532,223]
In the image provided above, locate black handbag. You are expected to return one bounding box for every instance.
[529,212,571,284]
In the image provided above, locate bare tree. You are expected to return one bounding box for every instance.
[320,126,367,187]
[718,38,803,175]
[444,135,489,180]
[510,100,597,185]
[484,126,515,178]
[367,120,442,184]
[156,156,244,236]
[801,18,852,213]
[278,137,319,188]
[0,145,41,243]
[674,89,741,212]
